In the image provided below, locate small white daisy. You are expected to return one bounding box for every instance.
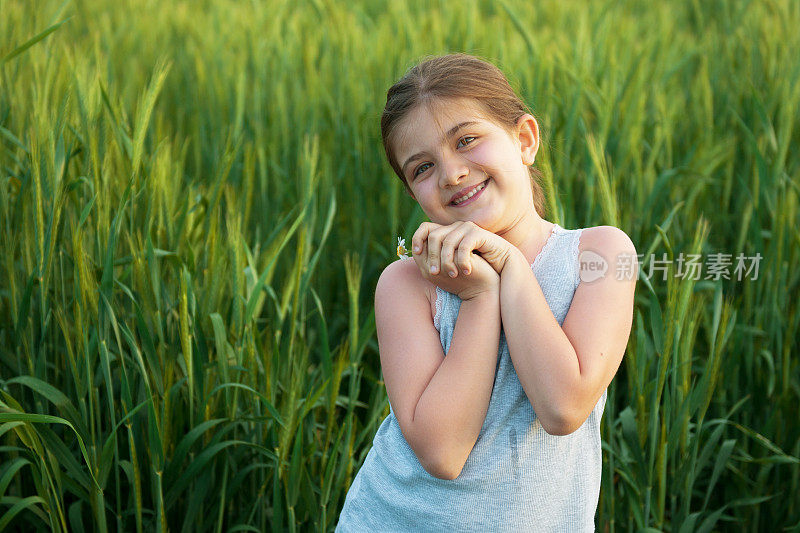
[397,237,411,260]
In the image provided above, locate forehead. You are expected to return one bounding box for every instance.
[392,97,494,160]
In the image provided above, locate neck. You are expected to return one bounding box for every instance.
[494,210,554,266]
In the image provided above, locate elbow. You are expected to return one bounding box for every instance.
[423,454,463,481]
[409,421,463,480]
[535,394,588,436]
[418,447,464,481]
[540,411,583,436]
[542,420,579,436]
[419,459,459,480]
[429,464,461,481]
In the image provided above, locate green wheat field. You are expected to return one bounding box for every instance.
[1,0,798,531]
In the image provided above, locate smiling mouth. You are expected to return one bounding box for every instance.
[450,179,489,206]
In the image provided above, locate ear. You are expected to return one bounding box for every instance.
[515,114,539,166]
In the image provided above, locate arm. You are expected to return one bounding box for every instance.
[499,226,637,435]
[412,289,501,479]
[375,259,501,480]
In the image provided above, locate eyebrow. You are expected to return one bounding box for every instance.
[401,121,480,175]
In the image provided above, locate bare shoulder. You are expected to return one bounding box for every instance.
[579,225,636,251]
[377,258,438,321]
[577,225,639,282]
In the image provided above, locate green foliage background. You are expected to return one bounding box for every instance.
[1,0,798,531]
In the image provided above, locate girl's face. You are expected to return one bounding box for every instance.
[392,97,539,232]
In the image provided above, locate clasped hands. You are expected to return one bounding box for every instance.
[410,221,515,301]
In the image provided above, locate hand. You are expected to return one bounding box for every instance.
[411,221,506,300]
[412,221,515,276]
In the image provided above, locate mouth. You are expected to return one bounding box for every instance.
[450,179,489,207]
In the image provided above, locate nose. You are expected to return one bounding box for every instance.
[439,152,470,189]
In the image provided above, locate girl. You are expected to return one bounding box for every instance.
[336,53,637,532]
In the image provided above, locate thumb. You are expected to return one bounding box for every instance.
[473,233,505,260]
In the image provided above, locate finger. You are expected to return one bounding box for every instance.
[470,226,503,258]
[441,225,471,277]
[413,238,429,275]
[426,226,448,275]
[452,246,463,277]
[426,224,462,276]
[412,222,438,256]
[459,222,490,275]
[462,223,482,269]
[458,244,473,275]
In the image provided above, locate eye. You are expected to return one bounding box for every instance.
[413,162,432,177]
[457,136,476,148]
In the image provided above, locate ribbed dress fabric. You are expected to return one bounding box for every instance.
[336,223,605,532]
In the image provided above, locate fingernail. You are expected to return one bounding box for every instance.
[413,245,420,253]
[430,265,437,274]
[449,270,456,277]
[463,268,469,274]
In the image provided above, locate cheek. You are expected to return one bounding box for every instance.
[462,143,506,172]
[415,183,439,205]
[480,144,526,179]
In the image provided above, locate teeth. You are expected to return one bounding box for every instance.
[452,181,486,205]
